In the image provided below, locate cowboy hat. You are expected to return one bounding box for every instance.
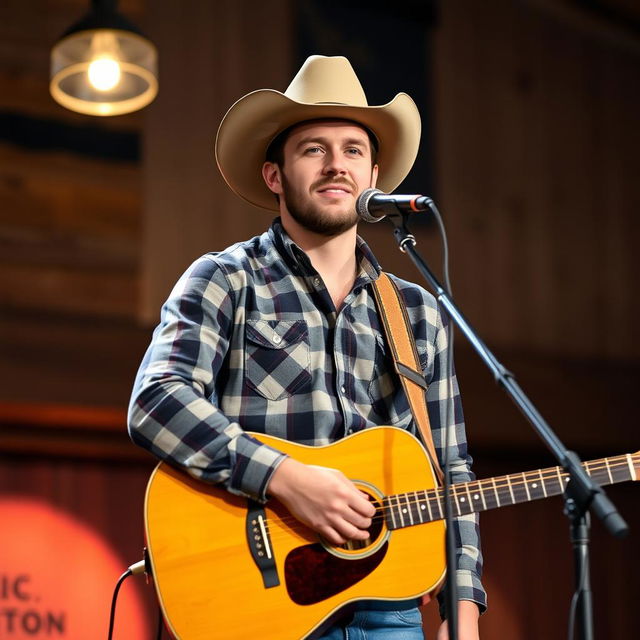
[215,55,421,212]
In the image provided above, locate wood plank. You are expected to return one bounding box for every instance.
[0,142,140,271]
[0,402,125,431]
[0,401,146,461]
[0,227,138,270]
[0,143,140,192]
[140,0,293,323]
[0,142,141,316]
[433,0,640,360]
[0,308,150,407]
[0,263,138,318]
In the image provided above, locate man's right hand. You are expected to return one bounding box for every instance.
[267,457,376,546]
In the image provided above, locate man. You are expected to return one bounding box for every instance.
[129,55,485,639]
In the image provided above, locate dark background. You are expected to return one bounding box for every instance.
[0,1,638,638]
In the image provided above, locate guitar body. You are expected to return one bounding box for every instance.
[144,426,446,640]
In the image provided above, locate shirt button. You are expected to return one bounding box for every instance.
[341,385,346,394]
[313,277,321,286]
[272,334,282,344]
[347,428,354,434]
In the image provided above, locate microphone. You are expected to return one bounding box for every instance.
[356,188,434,222]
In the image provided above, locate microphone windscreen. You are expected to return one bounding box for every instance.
[356,188,384,222]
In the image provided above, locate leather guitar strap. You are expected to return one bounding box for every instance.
[371,272,445,485]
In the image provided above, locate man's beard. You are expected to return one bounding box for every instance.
[282,173,360,237]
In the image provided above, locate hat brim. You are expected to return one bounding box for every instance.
[215,89,421,212]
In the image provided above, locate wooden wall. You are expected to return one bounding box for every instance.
[0,0,144,324]
[0,1,638,639]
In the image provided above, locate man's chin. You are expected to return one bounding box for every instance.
[288,207,359,237]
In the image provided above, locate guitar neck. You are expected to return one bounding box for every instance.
[383,451,639,530]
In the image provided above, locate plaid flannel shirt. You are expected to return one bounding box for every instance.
[128,218,486,612]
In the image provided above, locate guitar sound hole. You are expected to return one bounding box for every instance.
[336,494,384,552]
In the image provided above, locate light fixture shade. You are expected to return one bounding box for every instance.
[50,3,158,117]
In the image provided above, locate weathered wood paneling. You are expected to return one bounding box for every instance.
[0,145,141,317]
[140,0,294,322]
[0,0,146,320]
[429,0,640,360]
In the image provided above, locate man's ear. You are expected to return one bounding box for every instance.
[370,164,379,188]
[262,162,283,195]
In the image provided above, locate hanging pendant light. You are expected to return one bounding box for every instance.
[50,0,158,117]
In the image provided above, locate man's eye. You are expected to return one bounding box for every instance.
[347,147,363,155]
[305,146,323,154]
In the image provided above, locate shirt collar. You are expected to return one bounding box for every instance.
[268,218,382,283]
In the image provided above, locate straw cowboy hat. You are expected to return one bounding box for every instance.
[215,55,422,212]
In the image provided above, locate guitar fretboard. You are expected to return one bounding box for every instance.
[382,452,639,530]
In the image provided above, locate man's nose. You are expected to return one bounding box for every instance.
[322,150,347,175]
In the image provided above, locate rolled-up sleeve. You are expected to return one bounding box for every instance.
[127,255,287,502]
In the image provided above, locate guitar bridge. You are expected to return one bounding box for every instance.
[246,501,280,589]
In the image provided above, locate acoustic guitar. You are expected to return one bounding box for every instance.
[144,426,638,640]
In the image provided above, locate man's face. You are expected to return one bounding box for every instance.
[264,120,378,237]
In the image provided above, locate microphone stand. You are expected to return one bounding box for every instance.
[384,211,628,640]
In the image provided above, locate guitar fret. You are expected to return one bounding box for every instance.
[456,485,469,516]
[506,475,516,504]
[478,482,487,511]
[626,454,636,481]
[403,493,416,526]
[395,494,406,528]
[491,477,501,507]
[607,457,629,484]
[384,496,397,530]
[406,491,417,524]
[473,481,487,511]
[434,489,444,520]
[423,490,434,522]
[413,491,425,523]
[604,459,614,485]
[509,473,528,504]
[526,471,544,501]
[451,485,461,516]
[539,469,548,497]
[558,468,570,493]
[545,468,562,495]
[585,460,605,486]
[522,472,531,501]
[479,479,495,510]
[464,482,479,513]
[609,457,627,483]
[414,491,426,523]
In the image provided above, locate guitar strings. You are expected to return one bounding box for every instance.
[259,455,636,535]
[253,454,637,542]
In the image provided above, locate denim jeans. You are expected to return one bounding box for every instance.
[317,608,425,640]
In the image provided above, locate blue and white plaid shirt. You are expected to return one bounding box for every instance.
[128,218,486,611]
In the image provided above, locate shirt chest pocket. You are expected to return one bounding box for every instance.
[244,319,311,401]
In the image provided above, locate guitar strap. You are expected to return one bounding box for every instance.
[371,272,445,485]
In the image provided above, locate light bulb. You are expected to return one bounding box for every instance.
[87,57,121,91]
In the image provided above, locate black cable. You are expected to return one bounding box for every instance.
[107,568,133,640]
